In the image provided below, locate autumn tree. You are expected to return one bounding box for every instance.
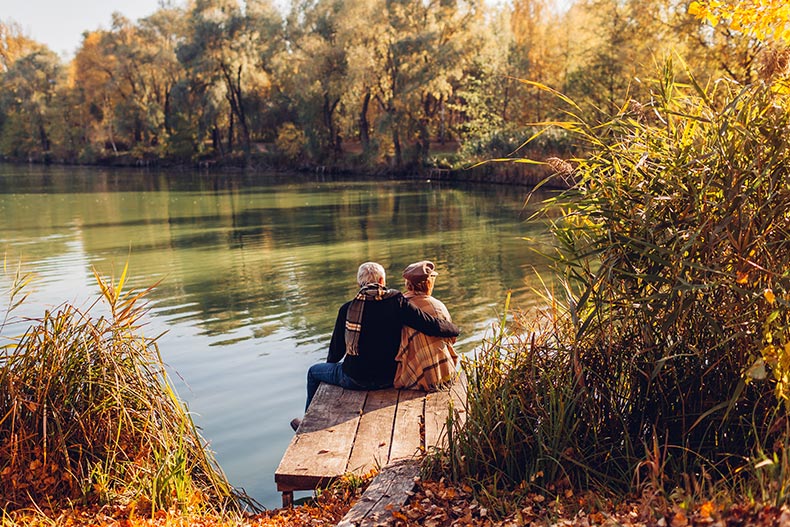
[178,0,280,164]
[334,0,384,158]
[101,13,172,150]
[449,11,513,156]
[0,47,63,158]
[116,7,188,152]
[339,0,483,167]
[689,0,790,45]
[506,0,570,123]
[0,21,56,159]
[246,0,285,141]
[282,0,349,159]
[410,0,484,163]
[688,0,790,83]
[562,0,640,115]
[69,30,118,157]
[556,0,698,116]
[0,20,38,72]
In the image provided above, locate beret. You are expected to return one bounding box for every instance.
[402,260,438,282]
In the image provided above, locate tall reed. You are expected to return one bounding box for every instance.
[444,58,790,508]
[0,264,242,513]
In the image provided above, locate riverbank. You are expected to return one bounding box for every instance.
[0,141,575,190]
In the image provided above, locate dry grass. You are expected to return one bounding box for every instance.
[0,263,242,515]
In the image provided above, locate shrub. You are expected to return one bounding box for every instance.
[275,122,307,162]
[458,124,575,164]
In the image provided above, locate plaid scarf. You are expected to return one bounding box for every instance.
[345,284,398,356]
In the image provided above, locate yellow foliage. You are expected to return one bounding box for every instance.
[688,0,790,45]
[757,287,790,409]
[0,20,39,72]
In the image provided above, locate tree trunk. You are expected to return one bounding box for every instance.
[38,122,50,152]
[228,108,234,154]
[417,118,430,166]
[106,99,118,154]
[419,94,432,164]
[222,63,252,165]
[213,125,224,156]
[502,82,510,122]
[392,126,402,168]
[134,118,143,145]
[359,91,371,154]
[164,88,172,136]
[323,93,342,158]
[439,96,446,145]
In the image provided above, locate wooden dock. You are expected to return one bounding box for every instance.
[274,374,467,507]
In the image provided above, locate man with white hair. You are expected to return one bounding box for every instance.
[294,262,460,428]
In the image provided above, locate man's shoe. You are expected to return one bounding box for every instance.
[290,418,302,432]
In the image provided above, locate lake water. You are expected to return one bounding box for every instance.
[0,164,556,508]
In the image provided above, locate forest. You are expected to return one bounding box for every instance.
[0,0,767,171]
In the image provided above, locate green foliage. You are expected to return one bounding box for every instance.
[458,124,573,163]
[0,47,62,159]
[0,113,34,158]
[444,61,790,508]
[451,307,595,486]
[0,264,243,513]
[546,66,790,480]
[281,0,348,160]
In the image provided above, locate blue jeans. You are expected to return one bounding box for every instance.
[305,362,368,411]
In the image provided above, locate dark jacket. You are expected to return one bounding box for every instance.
[326,291,460,387]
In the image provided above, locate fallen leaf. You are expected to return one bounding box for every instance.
[699,501,715,519]
[670,511,688,527]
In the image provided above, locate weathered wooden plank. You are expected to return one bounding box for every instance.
[422,372,468,450]
[275,374,468,506]
[274,383,367,492]
[388,389,424,461]
[423,388,451,450]
[346,389,399,474]
[336,459,420,527]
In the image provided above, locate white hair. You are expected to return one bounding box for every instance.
[357,262,386,286]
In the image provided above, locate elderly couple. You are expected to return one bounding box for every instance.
[292,261,460,430]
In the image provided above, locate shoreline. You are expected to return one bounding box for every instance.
[0,155,574,190]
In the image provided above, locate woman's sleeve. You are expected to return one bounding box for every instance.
[399,295,460,337]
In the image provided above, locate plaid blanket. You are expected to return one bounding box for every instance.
[394,294,458,391]
[345,283,398,356]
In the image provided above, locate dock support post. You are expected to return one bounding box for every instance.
[282,490,293,508]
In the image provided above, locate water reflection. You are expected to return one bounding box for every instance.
[0,164,556,507]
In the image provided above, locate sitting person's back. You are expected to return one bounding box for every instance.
[394,261,458,391]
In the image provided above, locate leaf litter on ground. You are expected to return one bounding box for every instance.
[6,476,790,526]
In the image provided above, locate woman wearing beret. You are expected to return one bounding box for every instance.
[394,260,458,391]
